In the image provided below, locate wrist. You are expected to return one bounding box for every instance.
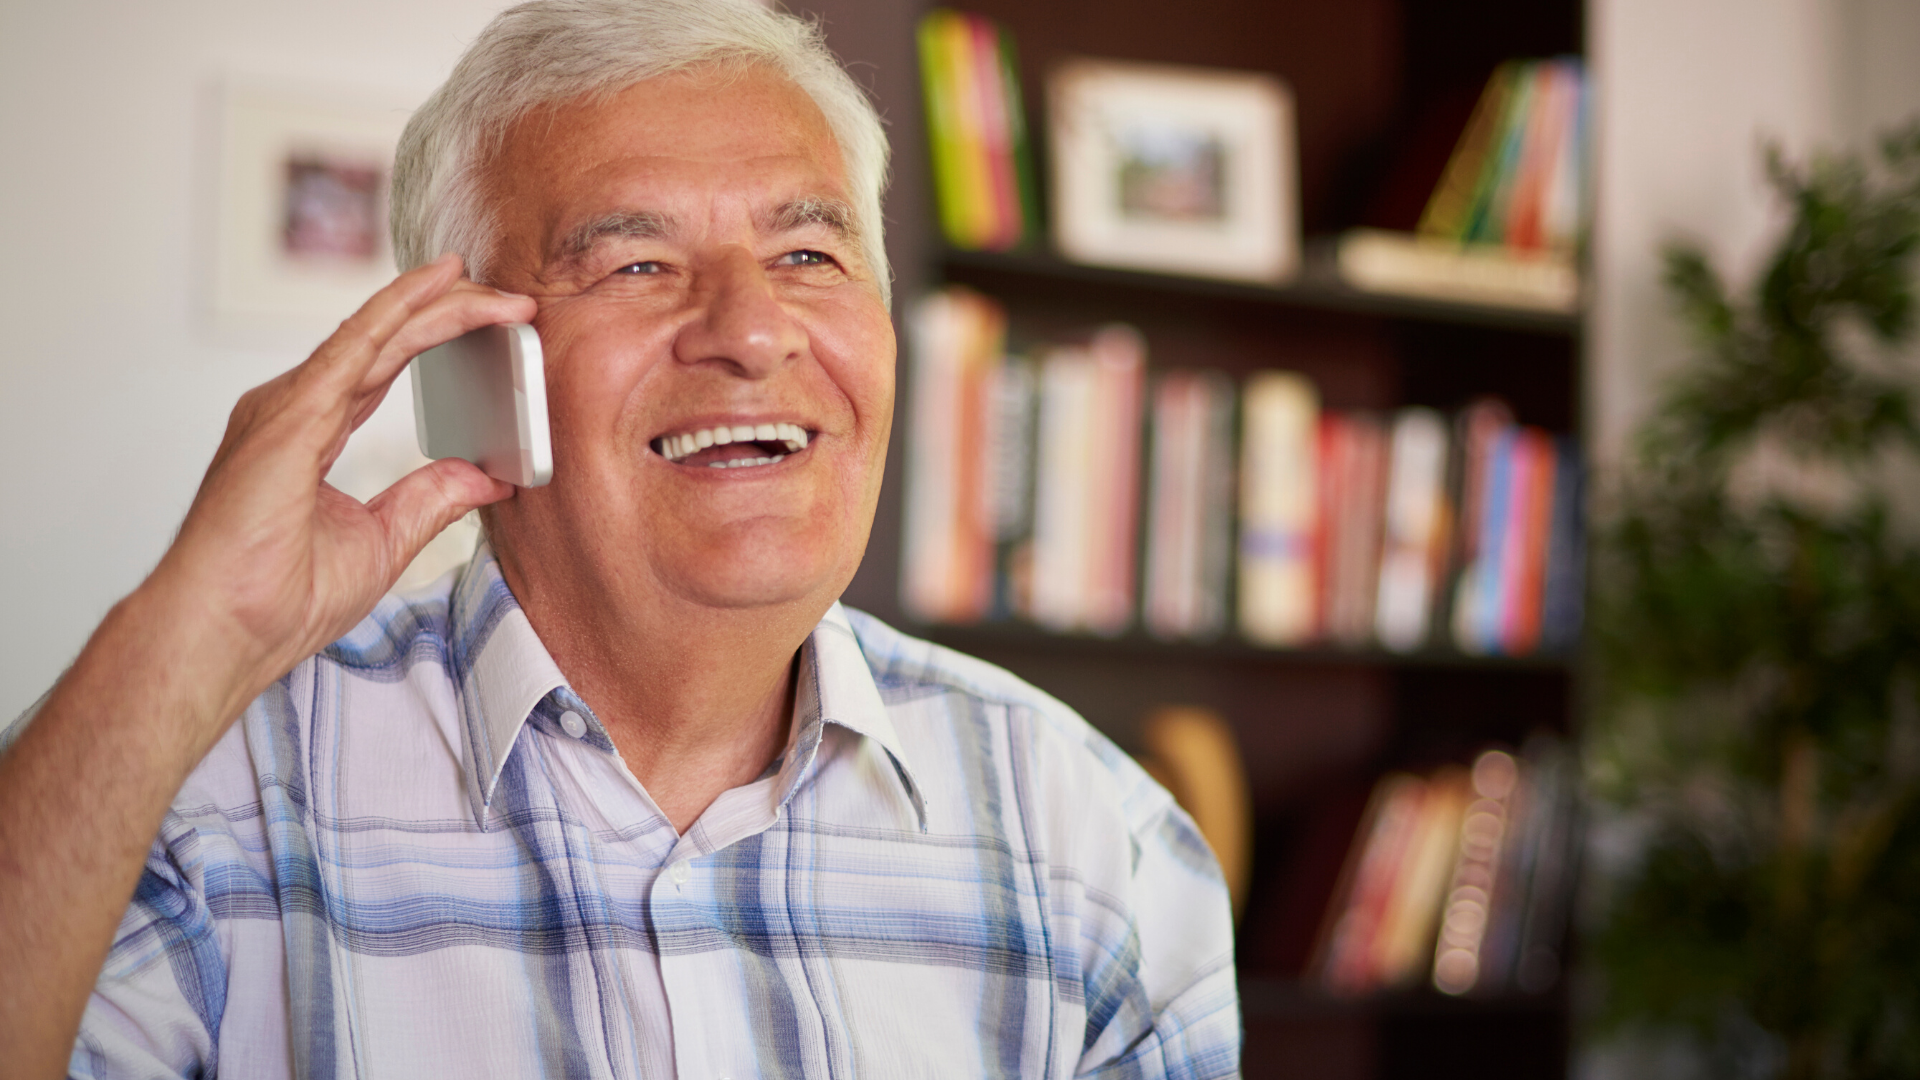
[78,575,279,761]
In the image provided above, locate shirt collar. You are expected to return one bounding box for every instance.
[796,604,929,831]
[447,542,926,832]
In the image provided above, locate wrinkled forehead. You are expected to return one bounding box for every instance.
[479,65,851,257]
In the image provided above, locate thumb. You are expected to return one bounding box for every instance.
[368,458,516,574]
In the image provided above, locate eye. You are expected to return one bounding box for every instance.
[615,261,664,275]
[776,249,834,267]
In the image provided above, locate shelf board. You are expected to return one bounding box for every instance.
[916,620,1576,673]
[1238,976,1565,1019]
[936,242,1583,337]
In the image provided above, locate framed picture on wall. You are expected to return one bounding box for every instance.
[209,79,414,335]
[1047,59,1299,284]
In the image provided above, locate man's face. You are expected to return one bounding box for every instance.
[479,64,894,615]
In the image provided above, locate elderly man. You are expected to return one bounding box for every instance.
[0,1,1239,1076]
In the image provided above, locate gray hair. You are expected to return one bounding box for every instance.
[390,0,891,305]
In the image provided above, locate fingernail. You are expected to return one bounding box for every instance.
[496,288,531,300]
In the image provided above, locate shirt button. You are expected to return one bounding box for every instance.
[670,860,690,886]
[559,710,587,739]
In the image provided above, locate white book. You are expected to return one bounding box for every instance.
[1031,345,1098,631]
[1375,408,1450,651]
[900,291,965,623]
[1238,371,1319,646]
[1337,228,1578,314]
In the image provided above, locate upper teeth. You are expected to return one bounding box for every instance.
[655,422,810,462]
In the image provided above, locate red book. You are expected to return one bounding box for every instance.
[1313,414,1347,641]
[1505,428,1557,653]
[967,15,1020,250]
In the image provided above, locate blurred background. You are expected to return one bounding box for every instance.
[3,1,1919,1077]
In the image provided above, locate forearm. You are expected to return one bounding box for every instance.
[0,578,260,1080]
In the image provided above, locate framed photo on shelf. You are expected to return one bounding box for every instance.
[209,79,413,335]
[1047,59,1298,284]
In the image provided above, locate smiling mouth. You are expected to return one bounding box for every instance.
[652,422,812,469]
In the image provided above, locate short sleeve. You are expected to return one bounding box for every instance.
[69,813,225,1080]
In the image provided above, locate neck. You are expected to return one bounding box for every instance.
[487,533,820,834]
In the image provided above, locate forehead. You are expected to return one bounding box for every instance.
[486,65,849,250]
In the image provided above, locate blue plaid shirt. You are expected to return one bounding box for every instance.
[31,543,1240,1078]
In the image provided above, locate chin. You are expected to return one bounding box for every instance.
[662,527,852,612]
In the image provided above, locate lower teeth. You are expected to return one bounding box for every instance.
[708,454,786,469]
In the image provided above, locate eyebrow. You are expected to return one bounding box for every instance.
[551,196,861,268]
[555,209,677,264]
[759,196,860,243]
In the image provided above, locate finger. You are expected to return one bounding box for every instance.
[365,458,516,577]
[241,257,475,468]
[303,254,466,399]
[355,282,538,403]
[338,284,538,442]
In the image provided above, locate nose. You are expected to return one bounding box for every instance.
[672,246,808,378]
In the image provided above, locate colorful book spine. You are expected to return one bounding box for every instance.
[900,289,1005,624]
[1326,414,1389,647]
[1316,739,1578,998]
[1238,372,1321,646]
[916,11,1036,251]
[1418,61,1520,241]
[1084,326,1147,635]
[1375,408,1451,652]
[1416,57,1589,258]
[1144,371,1234,640]
[901,290,1584,653]
[1029,327,1145,634]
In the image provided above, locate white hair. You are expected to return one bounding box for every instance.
[391,0,891,305]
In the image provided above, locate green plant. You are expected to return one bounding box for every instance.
[1588,124,1920,1080]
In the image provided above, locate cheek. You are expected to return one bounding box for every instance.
[536,310,656,453]
[813,303,896,433]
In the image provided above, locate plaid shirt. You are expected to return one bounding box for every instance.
[31,543,1240,1078]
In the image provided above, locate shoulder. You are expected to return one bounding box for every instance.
[182,570,466,813]
[839,607,1180,841]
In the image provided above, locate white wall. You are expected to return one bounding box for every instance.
[0,0,508,720]
[1587,0,1920,469]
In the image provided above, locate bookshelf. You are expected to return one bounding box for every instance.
[815,0,1585,1076]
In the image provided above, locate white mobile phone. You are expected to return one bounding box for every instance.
[411,323,553,487]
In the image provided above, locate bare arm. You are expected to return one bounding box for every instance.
[0,255,535,1079]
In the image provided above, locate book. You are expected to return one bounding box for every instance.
[1344,58,1589,313]
[1539,437,1585,652]
[1315,740,1579,997]
[1029,326,1145,634]
[1371,766,1470,985]
[1316,772,1426,993]
[900,288,1005,623]
[1323,413,1389,647]
[1238,372,1320,646]
[1418,61,1520,241]
[916,11,1035,252]
[1085,326,1147,634]
[1143,371,1235,639]
[1336,228,1578,313]
[1375,408,1451,652]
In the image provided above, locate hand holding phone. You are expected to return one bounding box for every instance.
[411,322,553,487]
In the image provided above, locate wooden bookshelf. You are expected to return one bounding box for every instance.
[809,0,1586,1076]
[939,244,1583,337]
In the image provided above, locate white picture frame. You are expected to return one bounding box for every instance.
[209,79,414,335]
[1048,59,1299,284]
